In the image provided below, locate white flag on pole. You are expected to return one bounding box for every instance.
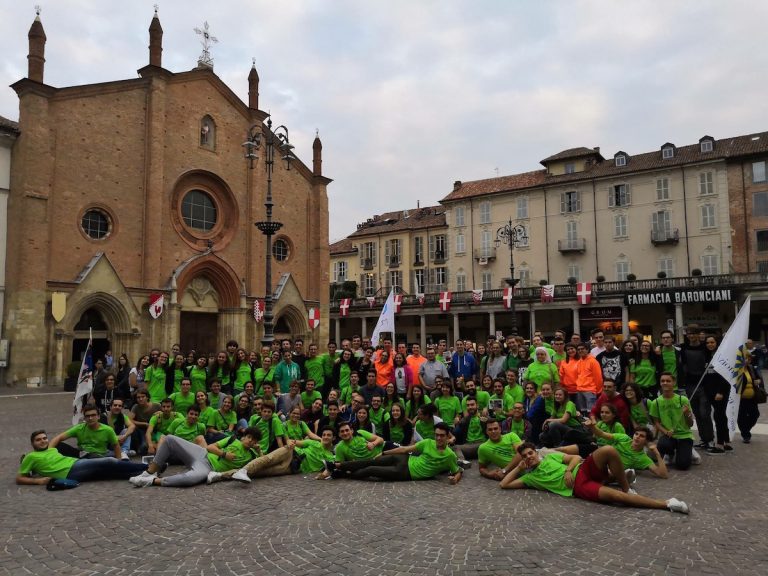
[72,329,94,425]
[710,296,751,435]
[370,289,396,348]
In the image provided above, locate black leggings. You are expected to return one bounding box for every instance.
[336,454,412,481]
[711,397,730,444]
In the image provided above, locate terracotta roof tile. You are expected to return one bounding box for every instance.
[330,237,357,255]
[0,115,19,132]
[347,206,446,238]
[540,147,603,164]
[443,130,768,202]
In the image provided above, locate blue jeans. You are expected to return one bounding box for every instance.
[576,392,597,414]
[67,457,147,482]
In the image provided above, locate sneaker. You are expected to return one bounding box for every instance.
[127,450,137,457]
[458,459,472,470]
[724,444,734,452]
[232,468,251,483]
[742,437,751,444]
[691,448,702,465]
[666,497,690,515]
[694,441,710,449]
[129,472,156,488]
[323,459,335,474]
[120,453,130,461]
[663,454,672,465]
[627,488,638,495]
[706,446,725,455]
[206,471,222,485]
[625,468,636,486]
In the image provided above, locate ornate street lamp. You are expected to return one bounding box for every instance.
[495,218,528,335]
[243,117,295,346]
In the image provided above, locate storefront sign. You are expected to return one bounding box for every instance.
[579,306,622,321]
[625,289,733,306]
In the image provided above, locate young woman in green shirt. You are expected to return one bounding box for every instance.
[595,403,625,445]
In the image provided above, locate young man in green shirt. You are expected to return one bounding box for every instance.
[145,399,182,454]
[49,404,122,459]
[325,422,462,483]
[304,345,326,394]
[320,421,384,476]
[17,430,147,486]
[247,401,286,454]
[166,405,208,445]
[584,424,667,478]
[500,442,689,514]
[478,419,522,480]
[169,378,196,415]
[649,372,696,470]
[461,379,491,413]
[300,378,323,409]
[453,397,488,460]
[100,398,136,459]
[129,427,262,488]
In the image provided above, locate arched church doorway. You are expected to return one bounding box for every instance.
[72,308,111,363]
[179,276,220,356]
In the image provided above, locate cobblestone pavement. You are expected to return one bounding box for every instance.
[2,391,767,576]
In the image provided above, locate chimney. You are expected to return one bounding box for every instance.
[27,10,46,83]
[148,7,163,67]
[594,147,600,154]
[312,130,322,176]
[248,60,259,109]
[453,180,462,191]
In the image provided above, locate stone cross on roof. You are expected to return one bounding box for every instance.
[194,21,218,69]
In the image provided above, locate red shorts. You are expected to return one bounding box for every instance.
[573,454,607,502]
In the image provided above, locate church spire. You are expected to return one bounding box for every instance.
[27,6,47,83]
[148,5,163,68]
[313,130,323,177]
[248,58,259,110]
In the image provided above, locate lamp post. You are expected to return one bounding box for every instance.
[243,117,295,346]
[495,218,528,336]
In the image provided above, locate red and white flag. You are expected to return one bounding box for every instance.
[253,299,265,323]
[308,307,320,330]
[472,289,483,303]
[502,287,515,309]
[541,285,555,303]
[339,298,351,317]
[149,293,164,319]
[417,293,425,306]
[576,282,592,305]
[366,296,376,308]
[439,291,452,312]
[393,294,402,313]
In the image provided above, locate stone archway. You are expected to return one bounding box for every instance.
[64,292,134,366]
[273,305,307,341]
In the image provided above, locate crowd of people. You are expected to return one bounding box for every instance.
[18,327,766,513]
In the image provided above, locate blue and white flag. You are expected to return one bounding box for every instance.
[72,329,94,424]
[370,290,396,348]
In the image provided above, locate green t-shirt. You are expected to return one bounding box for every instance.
[661,347,678,378]
[304,356,326,389]
[207,392,224,408]
[407,439,460,479]
[508,418,526,438]
[415,418,436,440]
[334,429,382,462]
[521,451,580,497]
[297,439,336,474]
[253,367,275,394]
[631,358,657,389]
[144,365,167,403]
[301,390,322,408]
[368,407,390,432]
[405,396,431,420]
[149,412,183,441]
[284,420,311,441]
[388,422,407,444]
[211,365,231,388]
[434,395,462,424]
[338,363,352,392]
[607,433,655,470]
[648,394,693,440]
[524,362,559,389]
[169,391,195,414]
[596,420,625,445]
[248,414,286,454]
[504,384,525,406]
[64,423,118,455]
[339,385,361,407]
[18,447,77,479]
[206,437,258,473]
[478,432,522,468]
[208,409,237,433]
[167,419,207,442]
[462,390,491,412]
[489,393,512,421]
[465,415,487,443]
[189,366,208,394]
[629,402,650,427]
[321,352,339,379]
[553,401,581,428]
[172,368,185,394]
[233,363,253,393]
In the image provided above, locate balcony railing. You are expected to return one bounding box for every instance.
[331,272,765,313]
[387,256,401,268]
[432,251,447,264]
[558,238,586,253]
[651,229,680,245]
[473,247,497,261]
[362,258,374,270]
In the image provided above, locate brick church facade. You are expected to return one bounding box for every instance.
[5,12,330,385]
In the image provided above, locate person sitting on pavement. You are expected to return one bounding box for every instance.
[49,404,123,459]
[323,422,462,484]
[146,398,182,454]
[248,401,287,454]
[128,427,262,488]
[165,405,208,446]
[452,396,488,460]
[478,419,523,481]
[500,442,690,514]
[100,398,136,459]
[331,421,384,466]
[17,429,147,486]
[649,372,697,469]
[594,403,626,446]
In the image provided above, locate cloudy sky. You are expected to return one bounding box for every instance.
[1,0,766,241]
